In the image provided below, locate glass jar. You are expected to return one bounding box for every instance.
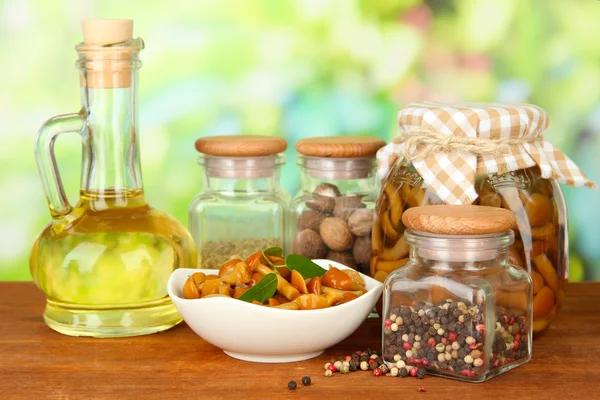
[382,205,532,382]
[30,19,196,337]
[190,135,289,268]
[375,164,564,334]
[374,102,595,334]
[288,137,386,273]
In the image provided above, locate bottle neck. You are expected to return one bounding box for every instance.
[200,155,282,195]
[405,230,514,268]
[79,68,143,200]
[299,156,377,195]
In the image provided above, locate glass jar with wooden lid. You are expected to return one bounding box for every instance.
[374,102,596,334]
[382,205,532,382]
[190,135,290,268]
[288,136,386,273]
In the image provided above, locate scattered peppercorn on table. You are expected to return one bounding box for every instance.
[1,282,599,399]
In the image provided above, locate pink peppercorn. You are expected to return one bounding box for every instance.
[469,343,479,350]
[373,368,383,376]
[409,367,418,377]
[441,338,447,345]
[475,324,485,332]
[421,358,430,367]
[327,364,336,373]
[403,342,412,350]
[448,332,457,342]
[427,338,436,347]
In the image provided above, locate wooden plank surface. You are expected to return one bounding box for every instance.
[1,282,599,399]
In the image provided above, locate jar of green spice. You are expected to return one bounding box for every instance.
[189,135,290,268]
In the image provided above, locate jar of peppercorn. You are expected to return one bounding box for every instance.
[190,135,290,268]
[374,102,595,334]
[288,136,386,273]
[382,205,532,382]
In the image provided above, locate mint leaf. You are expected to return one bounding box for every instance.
[285,254,327,279]
[238,273,278,303]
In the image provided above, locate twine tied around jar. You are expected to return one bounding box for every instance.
[403,128,540,161]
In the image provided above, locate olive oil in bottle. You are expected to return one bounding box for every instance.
[30,20,196,337]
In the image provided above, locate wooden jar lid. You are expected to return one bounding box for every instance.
[295,136,386,158]
[402,205,515,235]
[195,135,287,157]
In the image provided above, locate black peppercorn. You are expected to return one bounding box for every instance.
[288,381,297,390]
[349,359,358,372]
[399,368,409,377]
[301,376,311,386]
[416,368,426,379]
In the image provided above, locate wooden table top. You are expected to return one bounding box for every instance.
[1,282,599,399]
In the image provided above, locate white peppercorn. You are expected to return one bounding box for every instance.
[473,358,484,367]
[464,355,474,364]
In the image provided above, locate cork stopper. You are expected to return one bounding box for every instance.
[195,135,288,157]
[82,19,133,45]
[79,19,138,89]
[296,136,386,158]
[402,205,515,235]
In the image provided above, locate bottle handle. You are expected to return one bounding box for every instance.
[34,111,86,221]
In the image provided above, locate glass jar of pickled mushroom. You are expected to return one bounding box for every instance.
[374,102,595,334]
[288,136,386,273]
[190,135,290,268]
[382,205,532,382]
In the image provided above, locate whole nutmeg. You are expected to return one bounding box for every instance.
[298,210,326,232]
[353,235,372,266]
[320,217,355,251]
[306,195,335,214]
[313,183,341,198]
[333,195,366,220]
[348,208,374,236]
[293,229,326,259]
[306,183,341,214]
[326,250,357,268]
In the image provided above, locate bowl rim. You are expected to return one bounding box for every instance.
[167,259,383,314]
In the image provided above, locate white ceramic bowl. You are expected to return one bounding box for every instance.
[167,259,383,363]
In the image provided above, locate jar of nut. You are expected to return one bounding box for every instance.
[190,135,290,268]
[374,102,596,334]
[382,205,532,382]
[288,136,386,273]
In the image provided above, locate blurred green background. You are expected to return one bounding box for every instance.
[1,0,599,281]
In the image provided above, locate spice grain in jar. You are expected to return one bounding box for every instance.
[288,137,386,273]
[190,135,290,268]
[382,205,533,382]
[374,102,596,334]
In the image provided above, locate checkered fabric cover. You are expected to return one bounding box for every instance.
[377,102,596,205]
